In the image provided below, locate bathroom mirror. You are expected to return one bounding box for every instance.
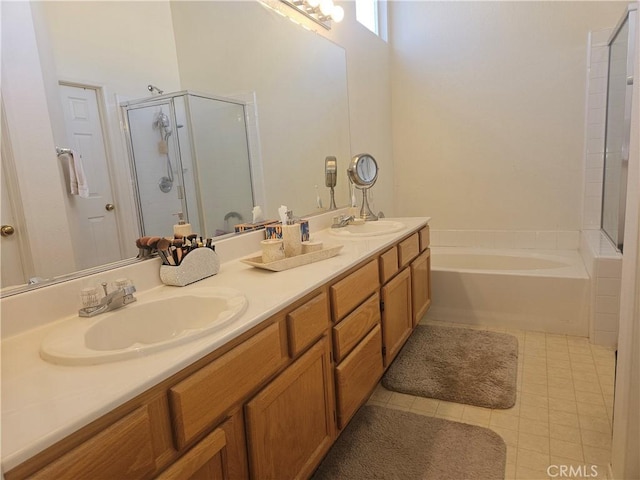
[1,1,350,295]
[347,154,379,221]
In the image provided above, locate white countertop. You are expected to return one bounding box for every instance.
[1,217,429,472]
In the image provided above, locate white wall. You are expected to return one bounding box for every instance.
[390,1,626,231]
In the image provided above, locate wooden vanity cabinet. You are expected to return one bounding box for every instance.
[7,224,432,480]
[245,337,335,480]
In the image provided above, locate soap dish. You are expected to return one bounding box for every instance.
[241,244,343,272]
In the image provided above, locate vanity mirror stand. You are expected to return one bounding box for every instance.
[347,154,379,221]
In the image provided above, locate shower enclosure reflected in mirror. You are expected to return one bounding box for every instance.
[122,92,255,238]
[601,6,637,252]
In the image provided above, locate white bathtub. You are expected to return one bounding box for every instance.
[429,247,590,336]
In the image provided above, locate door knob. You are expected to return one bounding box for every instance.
[1,225,15,237]
[105,203,115,212]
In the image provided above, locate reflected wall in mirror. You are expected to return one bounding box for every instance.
[1,1,351,295]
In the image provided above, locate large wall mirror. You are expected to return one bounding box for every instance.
[1,1,351,295]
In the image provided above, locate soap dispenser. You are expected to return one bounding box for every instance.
[173,212,192,237]
[282,210,302,257]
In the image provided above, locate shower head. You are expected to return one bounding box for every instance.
[147,84,164,95]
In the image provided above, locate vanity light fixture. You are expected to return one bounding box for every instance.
[280,0,344,29]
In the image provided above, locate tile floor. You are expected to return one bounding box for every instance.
[367,318,617,480]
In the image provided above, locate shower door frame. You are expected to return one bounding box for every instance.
[120,90,255,238]
[121,96,189,237]
[601,5,637,252]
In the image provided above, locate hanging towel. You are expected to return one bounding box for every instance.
[65,150,89,198]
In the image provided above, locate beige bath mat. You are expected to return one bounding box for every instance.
[382,324,518,408]
[313,405,506,479]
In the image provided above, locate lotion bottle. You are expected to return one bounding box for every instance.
[173,212,192,237]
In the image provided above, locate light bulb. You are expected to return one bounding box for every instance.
[319,0,334,17]
[306,0,320,8]
[331,5,344,22]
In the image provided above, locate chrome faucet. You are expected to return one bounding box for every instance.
[79,282,137,317]
[331,215,355,228]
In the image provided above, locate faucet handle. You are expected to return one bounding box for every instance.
[80,287,100,308]
[113,278,132,289]
[122,285,137,296]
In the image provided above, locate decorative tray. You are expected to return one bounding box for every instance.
[241,244,343,272]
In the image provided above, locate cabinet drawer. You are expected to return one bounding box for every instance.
[398,233,420,268]
[334,324,383,429]
[379,247,399,284]
[419,225,430,251]
[330,259,380,322]
[287,291,330,357]
[30,406,157,480]
[332,293,380,363]
[169,321,288,448]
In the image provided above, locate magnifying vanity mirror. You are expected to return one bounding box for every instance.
[347,153,379,221]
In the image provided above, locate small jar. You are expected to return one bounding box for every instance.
[301,240,323,254]
[261,239,285,263]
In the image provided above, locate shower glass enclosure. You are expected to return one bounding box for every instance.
[122,92,254,238]
[601,5,637,252]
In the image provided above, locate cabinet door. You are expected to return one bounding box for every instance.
[156,428,227,480]
[411,248,431,326]
[335,324,384,429]
[245,338,335,480]
[381,267,412,366]
[158,409,247,480]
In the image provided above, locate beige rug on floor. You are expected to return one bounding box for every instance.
[382,324,518,409]
[313,405,506,480]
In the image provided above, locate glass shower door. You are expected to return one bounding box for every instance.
[125,101,189,237]
[601,10,636,252]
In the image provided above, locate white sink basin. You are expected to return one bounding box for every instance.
[40,287,248,366]
[328,220,405,237]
